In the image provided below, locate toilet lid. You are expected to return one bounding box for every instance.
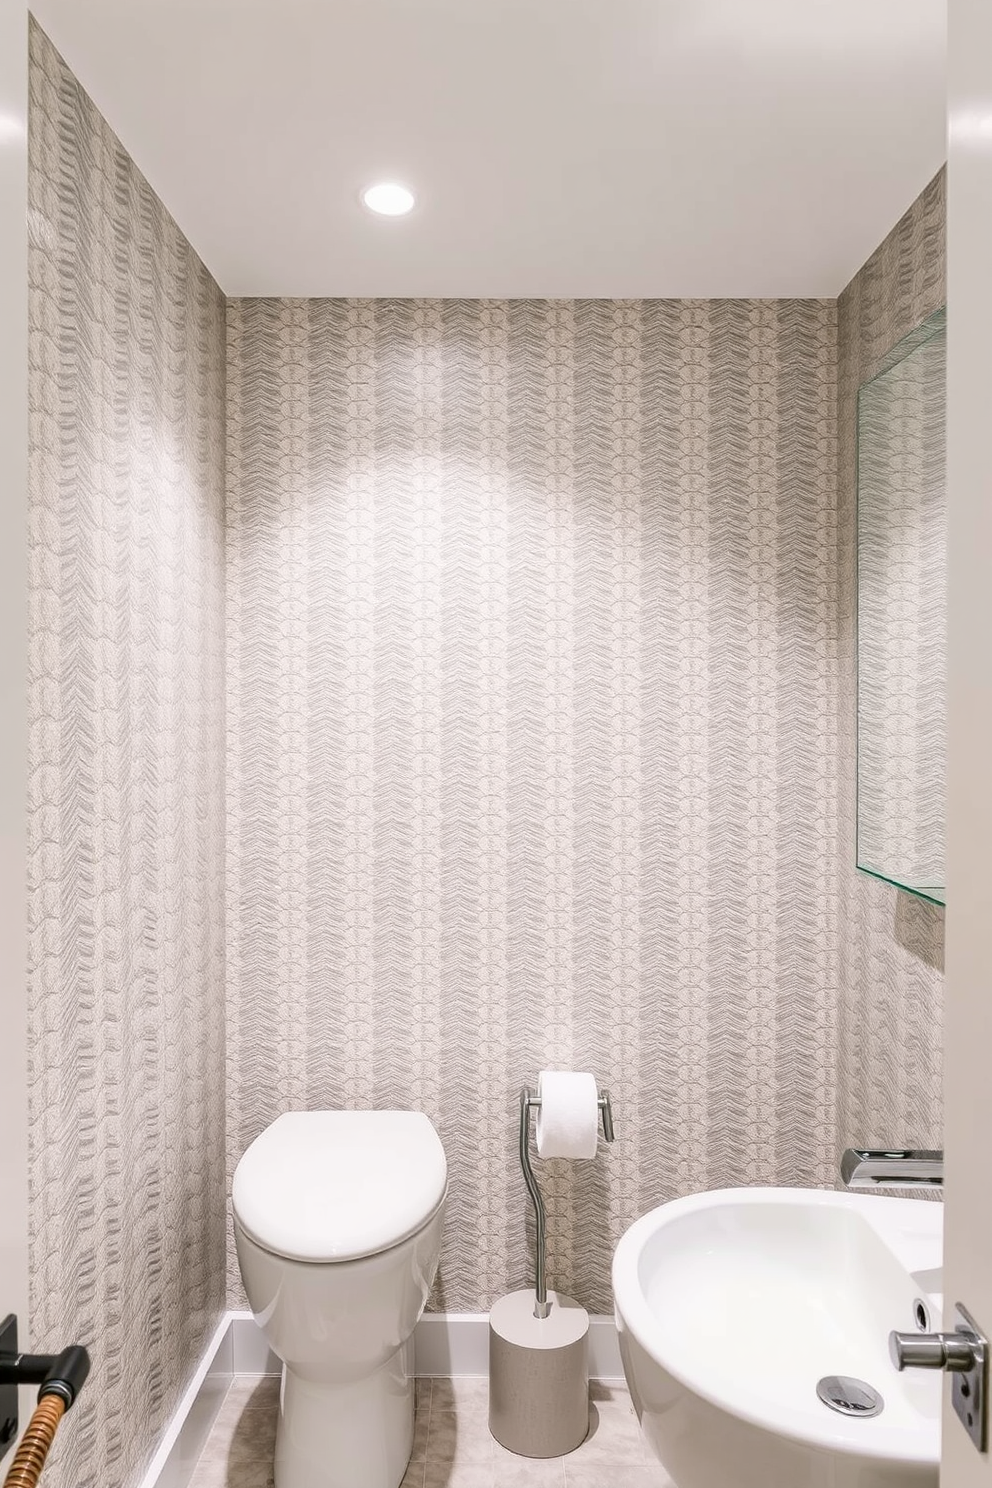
[232,1110,447,1262]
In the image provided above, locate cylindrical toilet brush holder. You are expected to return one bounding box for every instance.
[488,1289,589,1457]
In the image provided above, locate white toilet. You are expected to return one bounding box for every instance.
[232,1110,447,1488]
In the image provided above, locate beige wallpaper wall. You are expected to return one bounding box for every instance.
[226,297,840,1313]
[28,23,227,1488]
[836,171,946,1155]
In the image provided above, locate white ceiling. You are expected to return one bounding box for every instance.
[31,0,946,299]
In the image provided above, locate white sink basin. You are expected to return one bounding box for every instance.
[613,1188,942,1488]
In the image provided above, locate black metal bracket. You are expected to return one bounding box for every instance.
[0,1315,16,1462]
[0,1315,91,1463]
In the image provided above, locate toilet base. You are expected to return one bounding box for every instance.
[274,1349,415,1488]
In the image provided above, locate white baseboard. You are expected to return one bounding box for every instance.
[139,1308,624,1488]
[228,1308,623,1382]
[408,1312,623,1382]
[135,1314,233,1488]
[587,1317,625,1383]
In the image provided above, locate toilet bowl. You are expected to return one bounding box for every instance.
[232,1110,447,1488]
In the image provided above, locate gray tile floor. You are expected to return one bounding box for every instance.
[188,1376,671,1488]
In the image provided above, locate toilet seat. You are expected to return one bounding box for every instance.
[232,1110,447,1263]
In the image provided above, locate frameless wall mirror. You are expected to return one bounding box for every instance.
[857,307,946,906]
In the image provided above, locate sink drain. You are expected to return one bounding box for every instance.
[816,1376,884,1418]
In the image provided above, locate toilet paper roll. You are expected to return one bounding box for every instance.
[535,1071,599,1159]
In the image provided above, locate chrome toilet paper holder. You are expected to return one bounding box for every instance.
[518,1084,615,1320]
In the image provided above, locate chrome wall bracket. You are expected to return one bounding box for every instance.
[519,1086,615,1321]
[890,1302,988,1453]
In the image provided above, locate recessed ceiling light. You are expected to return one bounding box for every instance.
[361,182,416,217]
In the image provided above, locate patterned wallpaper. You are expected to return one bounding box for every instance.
[226,297,840,1313]
[28,23,227,1488]
[836,172,946,1155]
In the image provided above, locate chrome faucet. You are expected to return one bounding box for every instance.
[840,1148,943,1188]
